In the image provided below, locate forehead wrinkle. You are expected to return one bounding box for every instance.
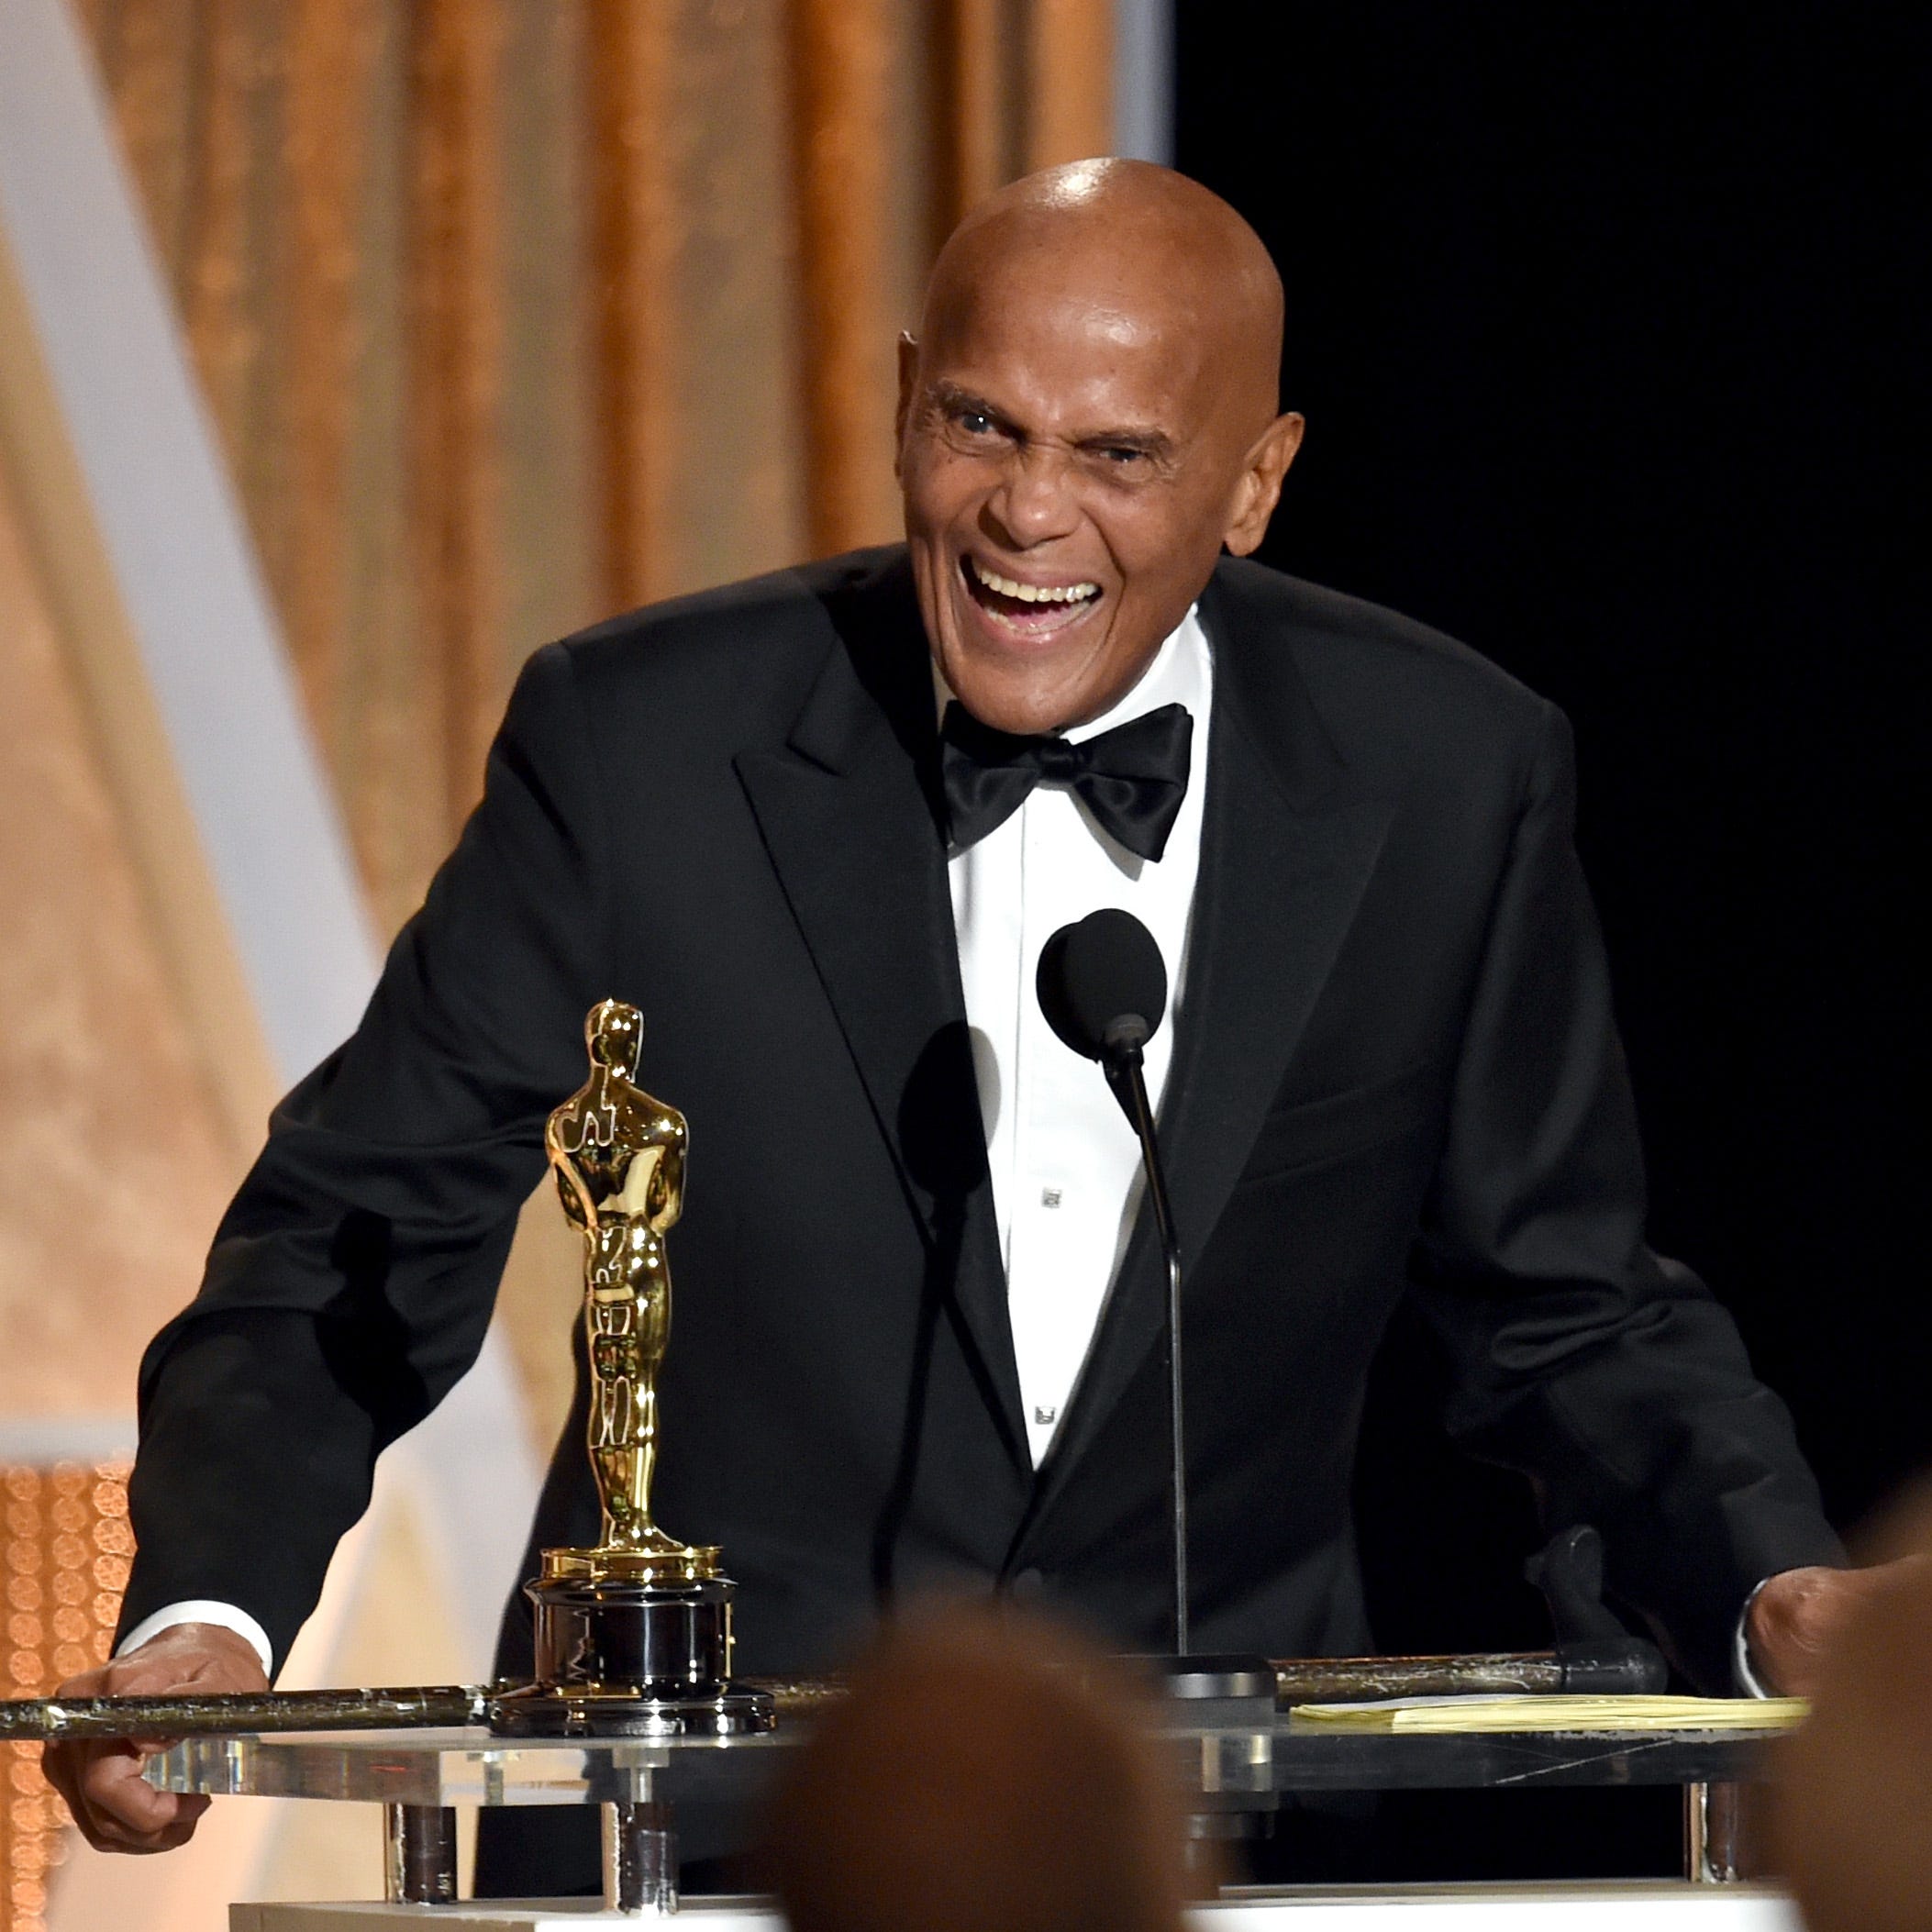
[933,271,1203,383]
[932,239,1186,340]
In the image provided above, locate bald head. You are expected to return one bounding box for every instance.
[927,159,1284,435]
[897,161,1302,735]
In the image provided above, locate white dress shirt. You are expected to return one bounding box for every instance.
[946,609,1212,1468]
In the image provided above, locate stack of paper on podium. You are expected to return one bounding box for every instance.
[1290,1695,1808,1732]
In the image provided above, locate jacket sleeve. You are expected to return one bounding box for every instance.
[121,642,611,1671]
[1407,699,1840,1690]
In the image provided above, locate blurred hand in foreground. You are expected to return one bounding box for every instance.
[1746,1557,1927,1697]
[1773,1491,1932,1932]
[42,1622,268,1853]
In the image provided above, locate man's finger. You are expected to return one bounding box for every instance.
[64,1746,157,1848]
[39,1738,104,1825]
[48,1740,204,1853]
[90,1793,211,1856]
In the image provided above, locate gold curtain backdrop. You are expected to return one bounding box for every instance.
[72,0,1116,932]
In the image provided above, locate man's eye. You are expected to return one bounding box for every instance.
[1101,445,1148,466]
[958,411,996,437]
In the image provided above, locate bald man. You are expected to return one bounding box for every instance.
[52,161,1854,1887]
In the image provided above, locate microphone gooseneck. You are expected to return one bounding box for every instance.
[1036,909,1191,1654]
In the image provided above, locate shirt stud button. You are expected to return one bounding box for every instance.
[1033,1404,1059,1426]
[1040,1187,1062,1208]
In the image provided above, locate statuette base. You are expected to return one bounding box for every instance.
[490,1570,773,1738]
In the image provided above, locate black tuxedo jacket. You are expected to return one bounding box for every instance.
[124,547,1838,1694]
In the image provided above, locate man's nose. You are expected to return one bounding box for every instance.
[984,448,1082,549]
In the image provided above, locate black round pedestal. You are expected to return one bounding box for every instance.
[491,1572,775,1738]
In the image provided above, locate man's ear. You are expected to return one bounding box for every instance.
[894,333,919,477]
[1222,412,1305,558]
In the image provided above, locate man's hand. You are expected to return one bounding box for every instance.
[42,1623,269,1853]
[1747,1560,1930,1698]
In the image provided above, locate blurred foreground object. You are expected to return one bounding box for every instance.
[1773,1488,1932,1932]
[764,1606,1194,1932]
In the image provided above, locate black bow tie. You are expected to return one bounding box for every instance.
[938,701,1194,861]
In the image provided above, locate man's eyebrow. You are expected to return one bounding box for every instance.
[925,382,1175,460]
[927,381,1011,426]
[1074,426,1176,460]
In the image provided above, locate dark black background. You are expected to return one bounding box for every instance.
[1179,1,1927,1881]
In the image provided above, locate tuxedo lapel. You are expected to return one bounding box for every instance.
[734,559,1027,1462]
[1016,566,1397,1537]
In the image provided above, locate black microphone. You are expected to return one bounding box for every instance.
[1037,909,1192,1653]
[1036,907,1168,1065]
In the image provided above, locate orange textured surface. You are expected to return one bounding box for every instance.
[0,1462,132,1932]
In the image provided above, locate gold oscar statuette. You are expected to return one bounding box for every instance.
[542,997,717,1584]
[491,999,771,1738]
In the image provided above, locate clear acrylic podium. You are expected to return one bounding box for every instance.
[149,1715,1800,1925]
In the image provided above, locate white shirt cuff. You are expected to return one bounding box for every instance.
[117,1600,275,1679]
[1732,1578,1772,1697]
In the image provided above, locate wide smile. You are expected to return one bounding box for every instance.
[957,553,1105,644]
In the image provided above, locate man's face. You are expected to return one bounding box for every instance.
[897,262,1291,735]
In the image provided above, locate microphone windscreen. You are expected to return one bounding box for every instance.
[1036,909,1169,1060]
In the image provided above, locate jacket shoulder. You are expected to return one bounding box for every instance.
[1207,557,1559,781]
[546,546,904,719]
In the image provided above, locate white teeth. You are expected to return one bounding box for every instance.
[970,560,1100,605]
